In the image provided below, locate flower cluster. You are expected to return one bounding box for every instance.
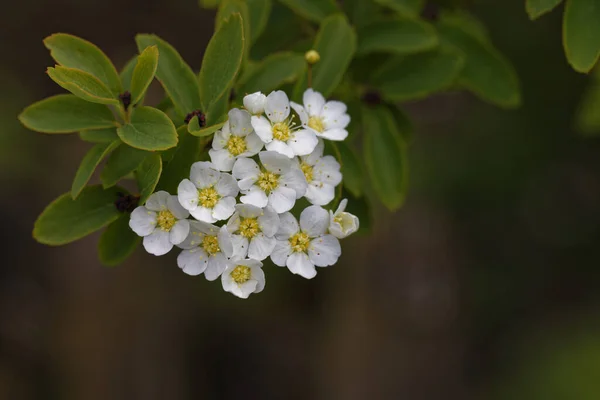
[129,89,359,299]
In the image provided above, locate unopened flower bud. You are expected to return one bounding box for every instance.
[305,50,320,65]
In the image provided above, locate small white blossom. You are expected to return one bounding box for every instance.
[291,88,350,141]
[221,258,265,299]
[232,151,307,214]
[329,199,360,239]
[209,108,263,172]
[271,205,341,279]
[243,91,266,115]
[176,221,234,280]
[296,139,342,205]
[251,90,318,158]
[129,191,190,256]
[178,161,239,223]
[226,204,279,261]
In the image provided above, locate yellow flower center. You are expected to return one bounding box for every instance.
[202,235,220,255]
[157,210,176,231]
[239,217,260,238]
[227,136,247,156]
[300,162,313,183]
[289,232,310,252]
[308,116,324,133]
[257,171,279,193]
[272,122,291,141]
[198,186,220,208]
[334,215,343,225]
[230,265,252,284]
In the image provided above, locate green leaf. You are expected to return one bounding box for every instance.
[372,0,424,16]
[135,34,201,117]
[563,0,600,73]
[199,13,244,111]
[206,90,231,126]
[71,140,121,199]
[335,141,363,198]
[277,0,339,22]
[388,104,414,144]
[47,66,118,105]
[576,67,600,134]
[157,126,206,193]
[130,45,159,105]
[371,48,464,102]
[117,106,178,151]
[19,94,116,133]
[357,18,437,56]
[33,185,123,245]
[120,57,137,91]
[136,153,162,203]
[239,52,305,94]
[344,0,381,28]
[101,145,148,188]
[438,24,521,108]
[250,3,304,60]
[98,215,140,266]
[188,116,226,137]
[526,0,563,20]
[79,128,119,143]
[247,0,272,43]
[217,0,251,61]
[362,105,408,211]
[44,33,122,95]
[438,10,490,44]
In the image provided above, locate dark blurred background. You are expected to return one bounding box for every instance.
[2,1,600,399]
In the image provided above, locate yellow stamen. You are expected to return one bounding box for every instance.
[308,116,324,133]
[239,217,260,238]
[231,265,252,284]
[157,210,176,232]
[227,136,247,156]
[257,171,279,193]
[272,122,291,141]
[289,232,310,252]
[198,187,220,208]
[300,162,313,183]
[202,235,220,255]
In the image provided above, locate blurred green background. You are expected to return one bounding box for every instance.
[2,0,600,399]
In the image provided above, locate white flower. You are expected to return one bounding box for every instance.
[221,258,265,299]
[297,139,342,205]
[176,221,235,280]
[129,191,190,256]
[271,205,341,279]
[232,151,307,214]
[208,108,263,172]
[226,204,279,261]
[291,88,350,141]
[177,161,239,223]
[250,90,318,158]
[243,91,266,115]
[329,199,360,239]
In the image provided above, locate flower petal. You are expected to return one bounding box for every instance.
[190,161,220,188]
[243,92,266,115]
[205,253,228,281]
[177,179,199,211]
[335,198,348,214]
[129,207,156,236]
[265,90,290,123]
[209,149,235,172]
[319,128,348,141]
[329,212,359,239]
[268,186,296,213]
[212,197,236,221]
[287,252,317,279]
[323,113,350,130]
[143,229,173,256]
[321,100,347,120]
[190,206,216,223]
[265,140,295,158]
[228,108,253,137]
[270,240,292,266]
[308,234,341,266]
[242,132,264,156]
[290,101,308,125]
[259,150,292,174]
[300,205,329,237]
[145,191,170,212]
[177,248,209,276]
[240,185,269,208]
[289,129,318,156]
[232,157,260,189]
[169,219,190,245]
[258,207,280,237]
[303,88,325,116]
[313,155,342,186]
[275,212,299,239]
[301,138,324,166]
[230,234,249,259]
[250,115,273,143]
[218,225,234,257]
[216,173,239,197]
[212,125,230,150]
[305,183,335,206]
[280,168,308,198]
[248,233,276,261]
[167,195,189,219]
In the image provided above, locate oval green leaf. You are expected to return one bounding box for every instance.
[135,34,201,118]
[19,94,116,133]
[277,0,338,22]
[33,185,124,245]
[373,0,424,16]
[117,106,178,151]
[371,48,464,102]
[563,0,600,73]
[357,18,437,56]
[47,66,118,105]
[335,141,363,198]
[44,33,122,95]
[120,56,137,91]
[136,153,163,203]
[188,116,226,137]
[362,105,409,211]
[72,140,121,199]
[98,215,140,266]
[526,0,563,20]
[79,128,119,143]
[239,52,305,94]
[101,145,149,188]
[199,13,244,111]
[438,24,521,108]
[217,0,251,60]
[247,0,272,43]
[130,45,159,105]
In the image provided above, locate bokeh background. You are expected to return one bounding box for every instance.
[2,1,600,399]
